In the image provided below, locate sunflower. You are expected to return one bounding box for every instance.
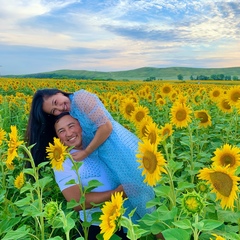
[170,102,192,128]
[119,98,137,120]
[14,172,25,189]
[142,84,151,95]
[136,139,166,186]
[181,191,205,215]
[155,92,163,100]
[192,92,202,106]
[198,166,240,210]
[144,121,161,146]
[146,93,153,102]
[6,126,24,169]
[156,97,166,108]
[136,116,153,139]
[209,87,223,103]
[226,86,240,106]
[46,137,69,171]
[109,94,119,105]
[159,123,174,140]
[169,91,178,102]
[161,83,173,96]
[194,110,212,128]
[216,97,232,113]
[44,201,59,222]
[196,181,209,194]
[211,144,240,171]
[130,105,150,126]
[177,94,188,105]
[210,234,226,240]
[99,192,124,240]
[0,128,6,145]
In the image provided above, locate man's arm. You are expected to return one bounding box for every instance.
[62,184,125,211]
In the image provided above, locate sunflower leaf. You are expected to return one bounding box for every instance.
[196,219,223,231]
[172,219,192,229]
[84,179,103,193]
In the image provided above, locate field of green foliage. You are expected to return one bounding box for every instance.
[0,78,240,240]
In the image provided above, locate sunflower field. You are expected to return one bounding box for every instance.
[0,78,240,240]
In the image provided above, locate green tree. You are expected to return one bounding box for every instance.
[177,74,183,80]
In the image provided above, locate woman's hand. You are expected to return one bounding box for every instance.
[115,185,127,198]
[71,150,88,161]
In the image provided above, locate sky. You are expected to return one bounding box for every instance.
[0,0,240,75]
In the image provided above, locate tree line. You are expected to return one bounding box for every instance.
[188,74,239,81]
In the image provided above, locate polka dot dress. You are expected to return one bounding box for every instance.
[70,90,155,221]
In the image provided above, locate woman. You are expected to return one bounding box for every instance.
[26,88,155,220]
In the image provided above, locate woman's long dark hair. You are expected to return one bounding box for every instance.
[25,88,71,166]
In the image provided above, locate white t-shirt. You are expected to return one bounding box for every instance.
[54,150,118,224]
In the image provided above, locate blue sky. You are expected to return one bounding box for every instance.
[0,0,239,75]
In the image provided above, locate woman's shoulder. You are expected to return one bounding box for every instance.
[72,89,93,98]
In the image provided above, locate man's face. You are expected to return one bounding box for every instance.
[54,115,82,150]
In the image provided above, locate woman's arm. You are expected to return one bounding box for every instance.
[71,120,112,161]
[62,184,124,211]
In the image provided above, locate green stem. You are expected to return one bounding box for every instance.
[162,140,176,210]
[187,125,194,183]
[20,145,45,240]
[70,156,88,239]
[1,155,6,190]
[121,216,138,240]
[237,193,240,234]
[193,214,199,240]
[164,166,176,210]
[60,210,70,240]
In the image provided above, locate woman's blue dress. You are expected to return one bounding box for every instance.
[69,89,154,221]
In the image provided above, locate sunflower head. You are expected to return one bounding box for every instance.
[0,128,6,145]
[159,123,174,140]
[198,166,240,210]
[196,181,209,194]
[227,86,240,106]
[99,192,124,240]
[14,172,25,189]
[136,116,153,139]
[44,201,59,222]
[119,98,137,120]
[136,139,166,186]
[130,105,150,125]
[210,233,226,240]
[144,121,161,146]
[6,125,24,168]
[209,87,223,102]
[161,84,173,96]
[181,191,205,215]
[194,110,212,128]
[211,144,240,171]
[156,97,166,108]
[170,102,192,128]
[46,137,69,171]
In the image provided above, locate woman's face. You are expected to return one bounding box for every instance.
[42,93,71,116]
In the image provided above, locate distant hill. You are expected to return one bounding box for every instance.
[4,67,240,80]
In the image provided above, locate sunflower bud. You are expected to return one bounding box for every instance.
[196,181,209,194]
[44,201,59,221]
[181,191,205,215]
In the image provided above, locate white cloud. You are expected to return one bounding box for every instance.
[0,0,239,74]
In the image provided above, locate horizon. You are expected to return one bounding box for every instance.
[3,66,240,77]
[1,0,240,75]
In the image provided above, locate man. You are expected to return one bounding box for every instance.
[53,112,127,239]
